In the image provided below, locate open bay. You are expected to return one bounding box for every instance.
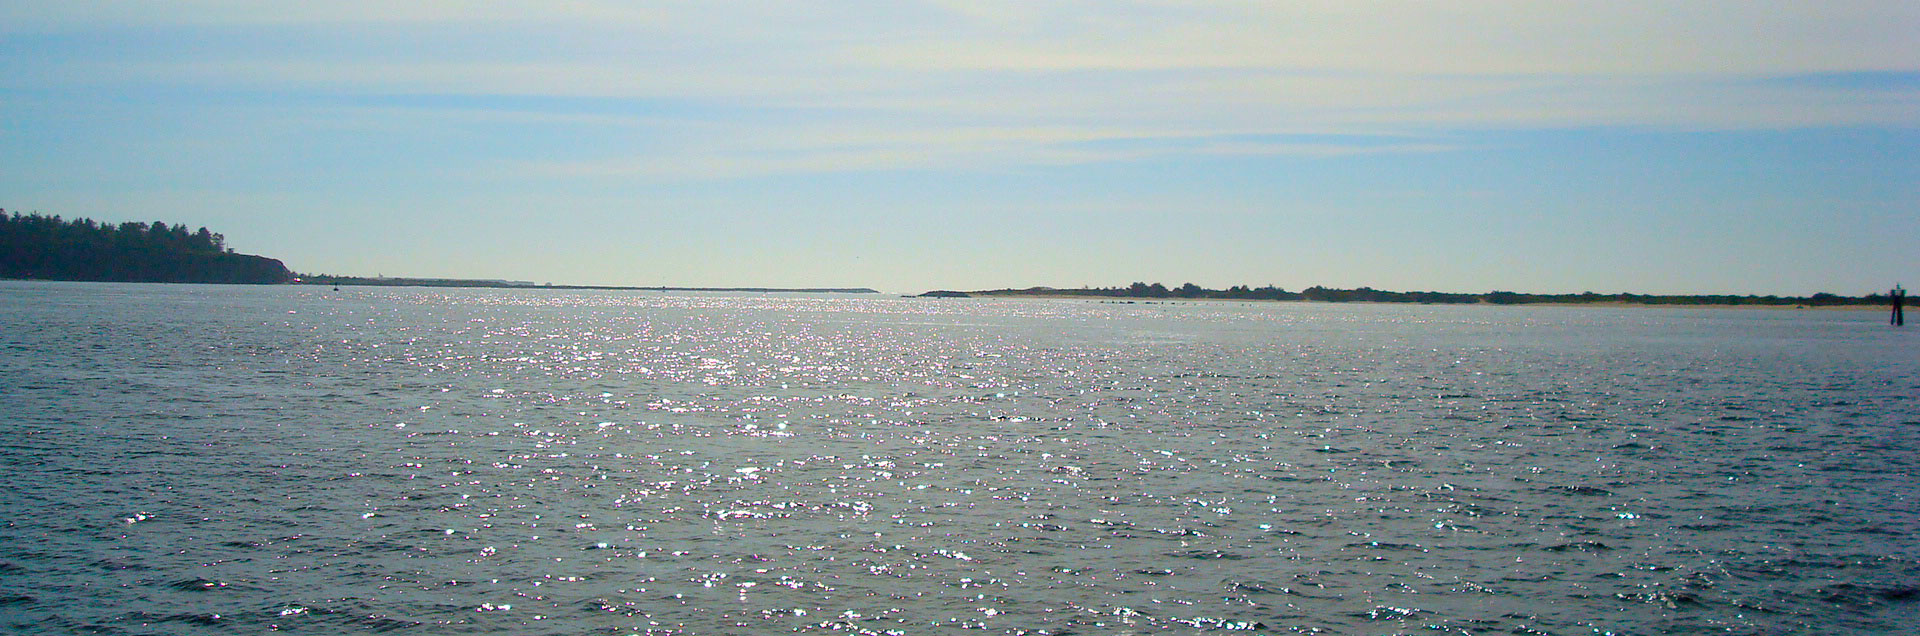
[2,281,1916,634]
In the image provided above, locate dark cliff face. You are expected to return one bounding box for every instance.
[233,255,296,284]
[0,246,294,284]
[150,251,295,284]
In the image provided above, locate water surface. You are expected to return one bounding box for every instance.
[2,282,1916,634]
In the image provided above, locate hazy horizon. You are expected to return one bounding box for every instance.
[277,274,1891,300]
[4,2,1915,296]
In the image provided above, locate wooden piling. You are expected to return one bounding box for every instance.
[1895,285,1906,326]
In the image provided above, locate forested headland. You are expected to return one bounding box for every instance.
[1,210,293,284]
[950,282,1891,307]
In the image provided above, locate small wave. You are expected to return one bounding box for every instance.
[1170,549,1247,560]
[1378,541,1436,552]
[1359,606,1422,621]
[164,578,228,592]
[330,609,427,632]
[1616,591,1699,609]
[1881,586,1920,601]
[1172,616,1266,630]
[1818,582,1920,607]
[1544,485,1615,496]
[159,612,225,626]
[1224,579,1312,597]
[1543,541,1611,552]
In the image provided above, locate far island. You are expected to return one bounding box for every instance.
[928,283,1892,308]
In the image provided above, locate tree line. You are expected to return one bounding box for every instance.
[979,282,1889,306]
[1,210,293,284]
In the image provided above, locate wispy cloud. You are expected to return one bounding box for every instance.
[6,0,1915,179]
[874,0,1919,76]
[512,118,1473,180]
[0,0,668,29]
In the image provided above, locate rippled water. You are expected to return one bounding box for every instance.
[2,281,1917,635]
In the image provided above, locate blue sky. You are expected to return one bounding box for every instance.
[3,1,1915,295]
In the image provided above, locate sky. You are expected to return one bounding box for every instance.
[3,1,1916,295]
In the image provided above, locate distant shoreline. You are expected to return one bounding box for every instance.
[299,275,879,295]
[918,284,1894,309]
[953,293,1884,310]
